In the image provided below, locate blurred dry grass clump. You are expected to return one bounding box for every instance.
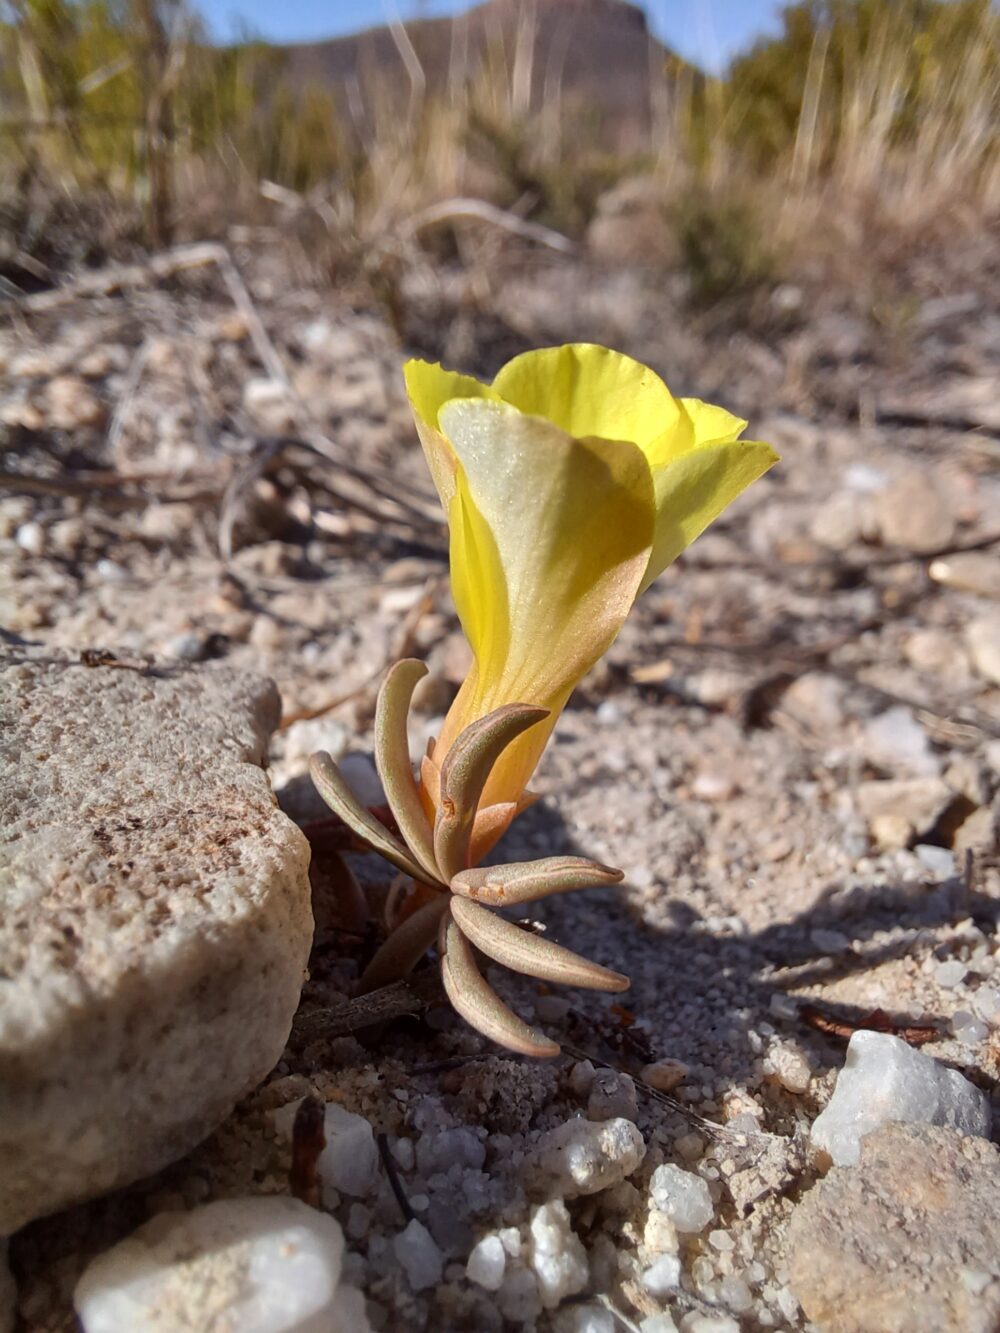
[1,0,997,304]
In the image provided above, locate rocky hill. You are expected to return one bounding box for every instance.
[275,0,677,143]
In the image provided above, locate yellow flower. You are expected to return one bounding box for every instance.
[405,343,777,857]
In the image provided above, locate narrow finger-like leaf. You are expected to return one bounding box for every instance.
[358,895,448,993]
[310,752,439,885]
[374,659,440,882]
[451,855,624,906]
[439,913,560,1058]
[450,896,629,992]
[434,704,549,881]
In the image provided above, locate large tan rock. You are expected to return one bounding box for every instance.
[0,649,312,1234]
[788,1122,1000,1332]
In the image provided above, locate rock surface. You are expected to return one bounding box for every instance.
[788,1122,1000,1332]
[74,1196,368,1333]
[0,650,311,1233]
[810,1030,991,1166]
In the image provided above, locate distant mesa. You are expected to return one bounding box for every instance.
[244,0,681,144]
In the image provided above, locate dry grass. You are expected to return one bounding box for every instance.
[1,0,997,300]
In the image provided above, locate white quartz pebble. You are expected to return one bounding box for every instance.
[529,1200,589,1308]
[536,1117,645,1196]
[810,1030,992,1166]
[319,1104,379,1198]
[640,1317,679,1333]
[392,1219,442,1292]
[73,1197,369,1333]
[649,1164,714,1233]
[641,1254,682,1296]
[554,1304,616,1333]
[466,1234,506,1292]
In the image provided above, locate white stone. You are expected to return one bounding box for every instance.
[242,377,298,433]
[0,650,312,1233]
[554,1305,615,1333]
[862,707,940,777]
[466,1234,506,1291]
[810,1030,992,1166]
[718,1274,753,1312]
[951,1011,989,1045]
[536,1117,645,1196]
[498,1266,542,1322]
[392,1219,442,1292]
[14,522,45,557]
[319,1105,379,1198]
[529,1200,588,1309]
[766,1041,812,1093]
[640,1317,678,1333]
[74,1197,369,1333]
[967,615,1000,686]
[641,1254,682,1296]
[416,1126,485,1176]
[679,1317,740,1333]
[649,1164,714,1233]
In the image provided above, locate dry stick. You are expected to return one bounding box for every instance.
[560,1040,726,1138]
[11,241,224,313]
[377,1132,416,1224]
[106,335,153,456]
[279,576,439,728]
[405,197,576,253]
[217,439,285,563]
[11,241,439,539]
[294,968,445,1039]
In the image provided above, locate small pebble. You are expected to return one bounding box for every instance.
[320,1104,379,1198]
[674,1132,705,1161]
[640,1059,689,1092]
[537,1117,645,1196]
[951,1011,989,1045]
[811,1030,991,1165]
[718,1274,753,1312]
[554,1306,615,1333]
[15,522,45,557]
[648,1164,714,1233]
[466,1234,506,1292]
[708,1229,735,1252]
[73,1197,367,1333]
[392,1219,442,1293]
[587,1070,638,1122]
[915,844,957,879]
[768,992,800,1021]
[529,1200,589,1308]
[640,1317,678,1333]
[936,959,968,989]
[641,1254,682,1297]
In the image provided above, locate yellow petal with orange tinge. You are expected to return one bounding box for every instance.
[435,397,655,809]
[493,343,684,451]
[640,438,779,594]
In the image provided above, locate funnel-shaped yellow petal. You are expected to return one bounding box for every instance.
[435,398,655,812]
[402,345,777,853]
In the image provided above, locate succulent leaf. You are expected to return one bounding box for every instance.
[449,896,629,992]
[374,659,440,882]
[310,751,438,885]
[433,703,548,881]
[451,855,624,906]
[439,912,560,1057]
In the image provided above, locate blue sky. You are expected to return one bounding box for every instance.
[196,1,788,74]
